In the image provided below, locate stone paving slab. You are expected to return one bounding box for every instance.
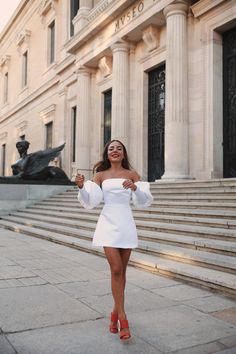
[0,228,236,354]
[0,335,15,354]
[170,341,226,354]
[0,284,100,333]
[81,287,177,317]
[127,305,236,352]
[212,308,236,326]
[214,349,236,354]
[7,320,160,354]
[151,283,211,301]
[184,295,236,313]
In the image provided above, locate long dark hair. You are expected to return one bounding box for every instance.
[93,139,131,173]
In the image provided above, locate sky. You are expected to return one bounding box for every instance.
[0,0,22,34]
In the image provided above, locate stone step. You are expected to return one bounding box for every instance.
[150,178,236,188]
[137,240,236,273]
[5,212,236,241]
[0,220,235,296]
[46,194,236,202]
[66,178,236,189]
[35,199,236,210]
[57,187,236,196]
[5,211,236,255]
[28,204,236,219]
[17,208,236,230]
[1,217,236,273]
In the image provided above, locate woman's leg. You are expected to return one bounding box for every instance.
[119,248,132,306]
[104,247,128,320]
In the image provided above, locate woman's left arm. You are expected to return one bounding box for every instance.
[130,171,153,207]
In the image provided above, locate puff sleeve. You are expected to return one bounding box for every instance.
[77,180,103,209]
[132,181,153,208]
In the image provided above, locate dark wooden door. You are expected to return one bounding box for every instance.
[223,27,236,178]
[104,89,112,146]
[148,65,165,181]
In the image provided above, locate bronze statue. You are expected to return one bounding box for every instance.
[1,140,71,183]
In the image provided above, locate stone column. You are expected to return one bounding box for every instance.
[76,66,91,179]
[162,1,189,179]
[56,87,67,169]
[111,41,130,147]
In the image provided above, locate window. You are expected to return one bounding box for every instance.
[3,72,8,103]
[72,106,77,162]
[103,89,112,146]
[49,20,55,64]
[46,122,53,149]
[1,144,6,176]
[70,0,80,36]
[22,51,28,87]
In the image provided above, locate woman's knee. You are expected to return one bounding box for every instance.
[111,265,124,279]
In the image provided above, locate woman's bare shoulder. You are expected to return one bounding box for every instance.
[129,169,140,182]
[92,171,104,185]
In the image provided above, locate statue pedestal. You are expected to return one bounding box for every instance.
[0,184,75,216]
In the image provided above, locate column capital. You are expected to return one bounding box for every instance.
[163,1,188,19]
[110,40,130,54]
[75,64,92,76]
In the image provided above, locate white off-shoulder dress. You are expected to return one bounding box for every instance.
[77,178,153,249]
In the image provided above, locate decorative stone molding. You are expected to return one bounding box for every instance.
[73,7,90,34]
[191,0,225,18]
[88,0,113,22]
[0,55,11,72]
[16,30,31,54]
[0,132,8,142]
[98,56,113,78]
[15,120,28,137]
[39,0,58,16]
[16,29,31,48]
[39,104,56,124]
[142,25,160,52]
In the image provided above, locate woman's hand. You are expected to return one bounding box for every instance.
[75,174,85,189]
[123,179,137,191]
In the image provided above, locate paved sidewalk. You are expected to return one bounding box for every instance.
[0,229,236,354]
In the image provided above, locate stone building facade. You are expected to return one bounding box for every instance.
[0,0,235,181]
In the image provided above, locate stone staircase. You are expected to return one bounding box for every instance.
[0,178,236,297]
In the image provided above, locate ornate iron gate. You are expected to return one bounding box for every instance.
[223,27,236,178]
[148,65,165,181]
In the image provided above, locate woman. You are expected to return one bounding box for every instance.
[75,140,153,340]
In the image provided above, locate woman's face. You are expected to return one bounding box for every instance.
[107,141,124,163]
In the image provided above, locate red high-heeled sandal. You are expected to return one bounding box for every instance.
[109,312,118,334]
[119,319,131,340]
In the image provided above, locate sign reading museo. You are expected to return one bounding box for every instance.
[114,0,158,32]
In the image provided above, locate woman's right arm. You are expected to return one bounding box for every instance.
[76,173,103,209]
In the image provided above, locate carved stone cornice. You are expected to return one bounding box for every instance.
[88,0,113,22]
[191,0,226,18]
[39,104,56,124]
[0,55,11,70]
[39,0,58,16]
[16,29,31,48]
[15,120,28,135]
[98,56,113,78]
[142,25,160,52]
